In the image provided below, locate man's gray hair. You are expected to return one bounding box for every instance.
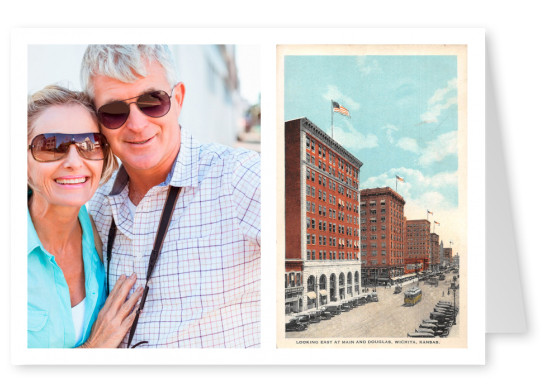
[80,44,178,98]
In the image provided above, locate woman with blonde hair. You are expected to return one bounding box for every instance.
[27,85,142,348]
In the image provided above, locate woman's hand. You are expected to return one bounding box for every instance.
[79,273,143,348]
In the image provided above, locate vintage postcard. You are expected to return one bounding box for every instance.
[277,43,475,351]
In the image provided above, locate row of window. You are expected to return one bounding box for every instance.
[306,234,359,248]
[306,217,359,237]
[305,201,358,225]
[306,250,359,261]
[305,135,359,179]
[305,167,358,199]
[285,272,302,288]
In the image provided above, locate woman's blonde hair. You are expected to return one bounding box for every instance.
[28,84,118,185]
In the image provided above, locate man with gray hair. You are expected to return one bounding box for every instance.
[83,45,260,348]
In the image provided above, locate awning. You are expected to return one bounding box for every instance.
[319,290,328,296]
[306,292,317,299]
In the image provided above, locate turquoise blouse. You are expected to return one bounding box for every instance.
[27,205,107,348]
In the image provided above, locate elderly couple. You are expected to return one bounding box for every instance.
[27,45,261,348]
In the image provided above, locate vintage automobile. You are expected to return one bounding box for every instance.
[430,311,452,321]
[415,327,435,336]
[306,310,322,323]
[285,317,308,332]
[320,308,333,320]
[394,285,402,294]
[438,274,446,281]
[357,295,368,305]
[368,292,379,302]
[341,301,352,312]
[324,305,342,316]
[426,277,439,287]
[407,332,434,338]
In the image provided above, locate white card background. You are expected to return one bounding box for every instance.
[1,0,549,388]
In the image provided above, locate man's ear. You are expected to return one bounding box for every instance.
[173,82,186,109]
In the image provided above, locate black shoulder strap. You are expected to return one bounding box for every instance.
[104,186,182,348]
[126,186,181,348]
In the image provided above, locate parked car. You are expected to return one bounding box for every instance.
[368,292,379,302]
[285,317,308,332]
[325,305,342,316]
[320,308,333,320]
[306,310,322,323]
[407,332,434,338]
[341,302,352,312]
[415,328,435,336]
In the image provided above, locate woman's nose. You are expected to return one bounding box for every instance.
[62,144,84,168]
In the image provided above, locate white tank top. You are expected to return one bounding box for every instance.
[72,299,86,345]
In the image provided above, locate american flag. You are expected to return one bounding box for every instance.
[332,101,350,117]
[396,175,405,182]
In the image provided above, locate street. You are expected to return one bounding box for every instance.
[286,274,460,339]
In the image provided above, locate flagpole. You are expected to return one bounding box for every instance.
[331,100,334,138]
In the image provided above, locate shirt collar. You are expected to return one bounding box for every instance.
[109,128,199,195]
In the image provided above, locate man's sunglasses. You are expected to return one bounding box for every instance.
[97,89,173,129]
[28,132,109,162]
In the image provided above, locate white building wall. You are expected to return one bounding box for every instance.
[27,44,249,147]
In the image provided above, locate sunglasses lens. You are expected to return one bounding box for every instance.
[75,133,107,160]
[137,91,171,118]
[98,101,130,129]
[30,133,107,162]
[31,134,66,161]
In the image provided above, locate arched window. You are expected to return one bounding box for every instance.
[307,276,315,292]
[319,275,327,290]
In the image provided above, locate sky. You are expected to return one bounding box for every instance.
[284,54,461,253]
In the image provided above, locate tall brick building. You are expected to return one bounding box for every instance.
[405,219,431,275]
[359,187,406,285]
[285,118,363,314]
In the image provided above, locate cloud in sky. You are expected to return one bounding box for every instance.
[356,57,382,76]
[361,167,458,195]
[333,122,378,151]
[421,78,457,124]
[396,130,457,167]
[383,124,399,144]
[322,85,361,111]
[418,131,458,166]
[396,137,419,153]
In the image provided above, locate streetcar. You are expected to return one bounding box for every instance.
[404,287,422,306]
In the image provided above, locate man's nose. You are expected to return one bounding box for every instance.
[125,103,149,132]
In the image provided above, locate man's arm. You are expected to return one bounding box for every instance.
[231,149,261,246]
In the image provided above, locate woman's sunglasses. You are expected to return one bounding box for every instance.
[97,89,173,129]
[28,132,108,162]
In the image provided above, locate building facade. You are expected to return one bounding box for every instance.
[359,187,406,286]
[430,232,441,272]
[405,219,431,275]
[443,247,453,269]
[285,117,363,313]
